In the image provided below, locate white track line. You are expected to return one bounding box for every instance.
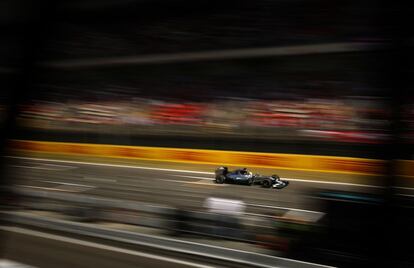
[37,163,76,168]
[0,259,37,268]
[7,156,213,175]
[160,179,227,186]
[83,177,117,183]
[7,155,386,188]
[14,185,75,192]
[393,186,414,191]
[247,203,323,214]
[40,181,94,188]
[397,193,414,197]
[284,178,384,188]
[10,164,76,171]
[39,181,96,193]
[171,175,212,180]
[0,226,215,268]
[10,165,67,171]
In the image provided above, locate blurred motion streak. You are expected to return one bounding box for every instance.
[1,0,414,268]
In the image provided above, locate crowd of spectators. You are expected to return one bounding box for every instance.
[16,96,389,143]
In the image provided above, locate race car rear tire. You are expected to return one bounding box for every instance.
[215,175,225,184]
[262,179,271,188]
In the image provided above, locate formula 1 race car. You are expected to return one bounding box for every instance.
[214,167,289,189]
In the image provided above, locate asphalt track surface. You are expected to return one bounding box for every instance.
[0,226,226,268]
[4,152,391,214]
[2,152,413,268]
